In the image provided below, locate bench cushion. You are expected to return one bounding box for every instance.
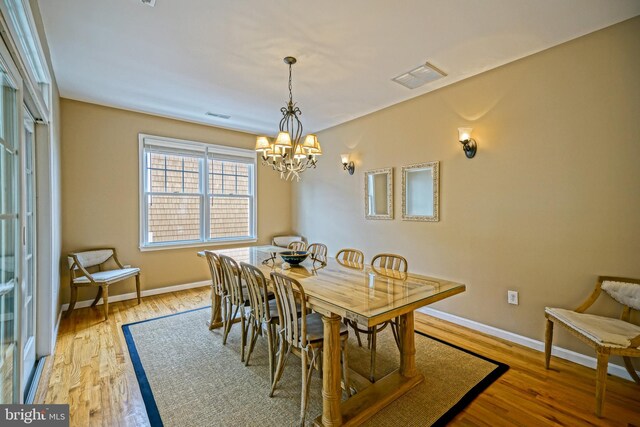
[602,280,640,311]
[546,307,640,348]
[272,236,304,248]
[74,267,140,285]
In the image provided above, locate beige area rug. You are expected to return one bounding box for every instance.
[123,307,508,427]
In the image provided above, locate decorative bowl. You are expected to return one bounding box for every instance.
[280,251,309,265]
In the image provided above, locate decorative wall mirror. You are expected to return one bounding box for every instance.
[365,167,393,220]
[402,161,439,222]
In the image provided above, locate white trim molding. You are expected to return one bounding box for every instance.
[60,280,210,312]
[418,307,639,382]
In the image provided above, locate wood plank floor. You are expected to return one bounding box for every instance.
[35,286,640,426]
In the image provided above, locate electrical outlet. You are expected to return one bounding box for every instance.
[507,290,519,305]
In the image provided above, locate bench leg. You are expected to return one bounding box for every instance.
[91,287,103,307]
[595,350,609,417]
[66,286,78,317]
[135,274,141,304]
[102,285,109,321]
[544,319,553,369]
[623,356,640,385]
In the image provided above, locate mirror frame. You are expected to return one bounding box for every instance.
[364,167,393,220]
[401,161,439,222]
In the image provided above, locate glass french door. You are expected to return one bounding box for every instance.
[0,57,20,404]
[21,109,36,396]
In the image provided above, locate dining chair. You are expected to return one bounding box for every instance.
[204,251,225,330]
[218,254,250,362]
[348,253,408,382]
[336,249,364,267]
[545,276,640,417]
[371,253,408,279]
[67,248,140,321]
[307,243,328,265]
[269,271,351,426]
[240,262,280,384]
[288,241,307,251]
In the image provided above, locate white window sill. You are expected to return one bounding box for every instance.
[139,238,258,252]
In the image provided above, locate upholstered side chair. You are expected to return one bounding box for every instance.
[545,276,640,417]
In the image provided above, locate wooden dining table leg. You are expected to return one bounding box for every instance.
[321,313,343,427]
[398,311,418,378]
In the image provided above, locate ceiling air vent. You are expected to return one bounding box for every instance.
[392,62,446,89]
[141,0,156,7]
[206,112,231,120]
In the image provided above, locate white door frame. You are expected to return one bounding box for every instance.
[20,107,36,396]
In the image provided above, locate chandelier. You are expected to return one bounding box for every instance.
[255,56,322,181]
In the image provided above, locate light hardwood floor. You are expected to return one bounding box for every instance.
[36,286,640,426]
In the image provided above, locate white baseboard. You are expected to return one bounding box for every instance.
[418,307,638,382]
[60,280,211,312]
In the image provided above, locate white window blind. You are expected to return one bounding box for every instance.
[139,134,256,249]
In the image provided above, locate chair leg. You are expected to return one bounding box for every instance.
[245,319,259,367]
[346,320,362,347]
[240,310,247,362]
[135,274,141,304]
[300,348,310,426]
[342,337,352,397]
[266,323,275,385]
[623,356,640,385]
[222,301,236,345]
[544,319,554,369]
[369,328,377,382]
[595,350,609,417]
[66,286,78,317]
[101,285,109,321]
[90,287,103,307]
[270,342,291,397]
[391,318,401,350]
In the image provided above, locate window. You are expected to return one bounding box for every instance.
[139,134,256,249]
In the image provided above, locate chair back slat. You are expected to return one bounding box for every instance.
[307,243,328,263]
[219,254,244,306]
[240,263,271,322]
[288,241,307,251]
[371,253,408,273]
[204,251,224,296]
[336,248,364,264]
[271,272,307,347]
[68,249,114,269]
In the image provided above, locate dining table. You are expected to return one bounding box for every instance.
[197,245,466,426]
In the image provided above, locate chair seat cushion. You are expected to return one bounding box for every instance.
[267,299,302,321]
[74,267,140,285]
[546,307,640,348]
[300,312,348,343]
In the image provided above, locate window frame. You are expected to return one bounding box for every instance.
[138,133,257,251]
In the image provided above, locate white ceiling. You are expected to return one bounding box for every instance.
[37,0,640,136]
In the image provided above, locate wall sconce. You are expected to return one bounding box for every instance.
[458,127,477,159]
[340,153,355,175]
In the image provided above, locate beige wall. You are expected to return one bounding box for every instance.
[60,99,292,303]
[293,17,640,360]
